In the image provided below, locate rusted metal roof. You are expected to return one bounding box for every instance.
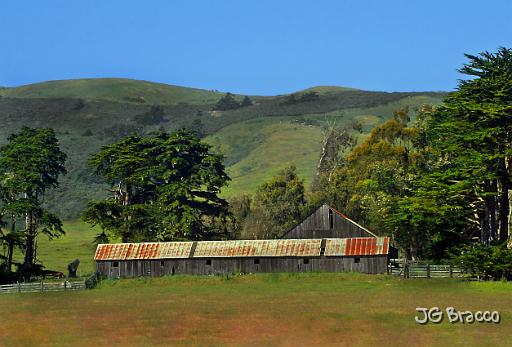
[193,239,322,258]
[324,237,390,256]
[94,237,389,260]
[94,242,193,261]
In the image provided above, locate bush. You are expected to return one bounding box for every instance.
[454,243,512,280]
[213,93,241,111]
[73,98,85,110]
[85,272,104,289]
[133,105,167,125]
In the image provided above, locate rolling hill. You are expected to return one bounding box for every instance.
[0,78,446,219]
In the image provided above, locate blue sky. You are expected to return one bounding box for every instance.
[1,1,511,95]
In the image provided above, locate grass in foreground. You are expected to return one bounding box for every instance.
[1,273,511,346]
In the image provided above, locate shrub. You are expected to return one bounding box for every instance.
[213,93,241,111]
[85,272,105,289]
[454,243,512,280]
[133,105,167,125]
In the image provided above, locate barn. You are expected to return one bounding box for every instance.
[94,204,392,278]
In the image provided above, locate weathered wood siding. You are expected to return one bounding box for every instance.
[96,255,388,279]
[282,204,373,239]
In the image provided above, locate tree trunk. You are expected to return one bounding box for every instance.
[480,210,489,243]
[490,179,498,240]
[508,189,512,248]
[6,213,16,272]
[482,179,498,242]
[481,180,491,243]
[6,240,14,272]
[23,210,36,281]
[499,174,509,242]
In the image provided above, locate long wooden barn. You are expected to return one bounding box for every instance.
[94,204,392,278]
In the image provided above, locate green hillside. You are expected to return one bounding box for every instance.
[0,78,224,105]
[0,78,446,218]
[205,95,444,196]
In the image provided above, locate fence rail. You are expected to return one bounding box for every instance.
[0,281,86,294]
[388,259,463,279]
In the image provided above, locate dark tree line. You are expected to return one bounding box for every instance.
[213,93,253,111]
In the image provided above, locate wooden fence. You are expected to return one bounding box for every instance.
[388,259,463,279]
[0,281,86,294]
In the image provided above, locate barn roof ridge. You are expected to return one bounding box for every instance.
[327,205,378,237]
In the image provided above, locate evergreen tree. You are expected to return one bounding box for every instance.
[241,96,253,107]
[213,92,241,111]
[83,130,230,241]
[248,166,305,238]
[0,127,67,279]
[425,47,512,245]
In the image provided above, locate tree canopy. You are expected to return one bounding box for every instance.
[83,130,230,242]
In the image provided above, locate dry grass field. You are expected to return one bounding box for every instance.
[1,273,511,347]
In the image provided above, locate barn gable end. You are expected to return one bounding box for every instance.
[281,204,377,239]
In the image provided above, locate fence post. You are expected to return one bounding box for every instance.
[40,280,44,292]
[17,282,21,293]
[449,264,453,278]
[64,281,67,291]
[427,264,430,278]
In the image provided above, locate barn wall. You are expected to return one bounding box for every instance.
[282,205,373,239]
[96,255,388,279]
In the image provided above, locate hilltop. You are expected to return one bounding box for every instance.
[0,78,225,105]
[0,78,446,218]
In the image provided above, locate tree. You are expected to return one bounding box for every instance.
[212,92,241,111]
[133,105,167,125]
[187,119,204,138]
[0,127,67,278]
[83,130,230,242]
[249,166,305,238]
[425,47,512,245]
[312,108,451,259]
[241,96,253,107]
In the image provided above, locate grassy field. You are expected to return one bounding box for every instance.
[0,273,511,346]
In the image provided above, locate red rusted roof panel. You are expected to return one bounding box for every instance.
[324,237,390,256]
[94,242,193,260]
